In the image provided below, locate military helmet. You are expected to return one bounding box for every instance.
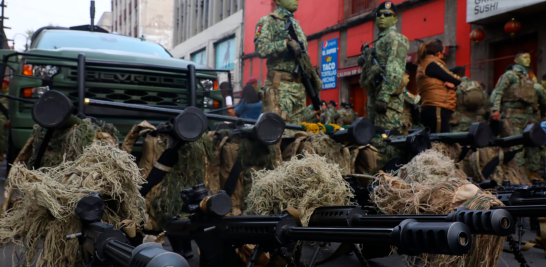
[376,1,398,15]
[328,100,337,107]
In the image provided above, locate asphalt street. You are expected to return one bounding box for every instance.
[0,160,545,266]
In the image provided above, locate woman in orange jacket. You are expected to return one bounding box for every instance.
[415,39,462,133]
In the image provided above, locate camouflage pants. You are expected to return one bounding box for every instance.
[375,108,404,133]
[500,108,532,167]
[263,79,306,124]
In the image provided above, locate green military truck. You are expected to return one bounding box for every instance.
[0,25,226,162]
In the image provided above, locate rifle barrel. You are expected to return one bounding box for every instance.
[287,226,392,244]
[85,98,303,131]
[491,205,546,217]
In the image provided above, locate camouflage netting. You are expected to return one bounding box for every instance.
[27,118,119,168]
[0,142,146,267]
[398,149,467,184]
[142,133,213,231]
[372,149,505,267]
[282,132,352,175]
[245,152,354,226]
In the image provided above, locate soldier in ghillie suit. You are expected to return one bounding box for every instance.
[324,100,340,125]
[449,66,490,133]
[358,1,409,133]
[255,0,321,124]
[490,51,540,177]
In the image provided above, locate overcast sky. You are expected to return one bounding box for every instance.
[5,0,112,51]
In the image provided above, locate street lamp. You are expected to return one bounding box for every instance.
[12,33,29,51]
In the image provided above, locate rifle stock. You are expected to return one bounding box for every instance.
[69,194,188,267]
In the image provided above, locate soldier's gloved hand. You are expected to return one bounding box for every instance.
[357,55,365,67]
[287,39,302,58]
[376,101,388,114]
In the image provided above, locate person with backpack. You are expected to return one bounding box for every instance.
[449,66,489,132]
[235,85,263,120]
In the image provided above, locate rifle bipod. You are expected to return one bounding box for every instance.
[506,235,530,267]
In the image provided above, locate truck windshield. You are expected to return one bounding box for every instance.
[34,30,172,58]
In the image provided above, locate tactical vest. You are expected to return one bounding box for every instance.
[502,71,536,104]
[457,80,484,111]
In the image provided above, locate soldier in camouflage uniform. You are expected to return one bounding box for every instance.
[449,66,490,133]
[400,71,420,134]
[336,103,354,125]
[301,105,319,123]
[358,1,409,133]
[525,81,546,175]
[255,0,321,124]
[349,104,359,121]
[324,100,340,125]
[491,51,540,174]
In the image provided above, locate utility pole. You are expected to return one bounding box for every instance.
[0,0,11,49]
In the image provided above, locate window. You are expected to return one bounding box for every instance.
[349,0,377,17]
[135,0,138,9]
[124,9,126,21]
[215,37,235,70]
[191,49,207,66]
[134,26,138,37]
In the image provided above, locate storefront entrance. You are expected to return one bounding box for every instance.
[349,76,367,117]
[493,33,538,86]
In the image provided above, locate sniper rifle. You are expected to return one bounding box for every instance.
[163,184,473,267]
[67,193,188,267]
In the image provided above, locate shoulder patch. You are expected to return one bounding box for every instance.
[255,25,262,37]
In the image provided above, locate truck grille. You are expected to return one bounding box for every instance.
[17,67,205,113]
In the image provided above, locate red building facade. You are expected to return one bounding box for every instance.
[241,0,472,116]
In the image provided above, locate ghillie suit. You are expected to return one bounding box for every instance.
[138,125,213,231]
[349,136,404,181]
[463,147,527,185]
[246,152,354,226]
[2,118,118,215]
[371,150,505,267]
[281,131,352,175]
[205,130,281,216]
[0,142,146,267]
[27,118,118,168]
[243,153,354,267]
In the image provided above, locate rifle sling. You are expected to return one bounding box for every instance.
[33,129,55,169]
[314,243,354,266]
[139,142,182,197]
[224,159,243,197]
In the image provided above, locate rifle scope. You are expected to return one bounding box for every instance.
[428,122,491,148]
[328,117,375,146]
[84,97,287,145]
[71,194,189,267]
[490,123,545,148]
[309,206,514,236]
[32,90,81,129]
[386,129,431,155]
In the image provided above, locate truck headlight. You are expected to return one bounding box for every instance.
[23,64,59,79]
[22,86,50,98]
[203,97,214,108]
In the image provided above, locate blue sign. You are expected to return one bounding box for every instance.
[321,38,338,90]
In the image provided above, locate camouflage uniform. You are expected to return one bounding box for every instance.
[526,83,546,174]
[255,8,308,124]
[0,97,7,160]
[300,105,319,123]
[324,106,340,125]
[491,65,537,168]
[450,78,489,132]
[402,90,420,134]
[336,107,354,125]
[360,26,409,132]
